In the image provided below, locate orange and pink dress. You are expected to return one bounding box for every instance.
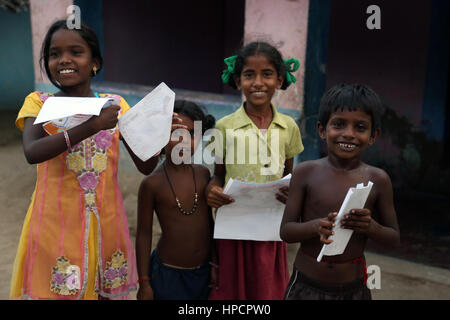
[10,91,138,300]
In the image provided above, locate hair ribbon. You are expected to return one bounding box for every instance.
[221,55,237,84]
[284,58,300,86]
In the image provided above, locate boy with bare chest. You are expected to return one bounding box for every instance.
[280,84,400,300]
[136,100,217,300]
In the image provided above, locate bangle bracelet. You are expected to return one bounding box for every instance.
[63,130,72,150]
[137,278,151,283]
[209,261,219,269]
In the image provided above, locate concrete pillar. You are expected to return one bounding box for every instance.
[244,0,310,111]
[30,0,73,87]
[0,9,34,109]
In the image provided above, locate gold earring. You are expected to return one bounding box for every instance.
[93,66,98,76]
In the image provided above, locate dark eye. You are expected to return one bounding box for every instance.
[356,124,368,132]
[263,71,273,77]
[242,72,253,79]
[49,51,59,58]
[331,120,344,129]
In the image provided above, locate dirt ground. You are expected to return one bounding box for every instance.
[0,111,449,300]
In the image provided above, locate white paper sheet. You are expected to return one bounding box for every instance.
[317,181,374,262]
[213,174,291,241]
[34,96,113,124]
[118,82,175,162]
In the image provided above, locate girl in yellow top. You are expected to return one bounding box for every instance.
[206,42,304,299]
[11,20,183,299]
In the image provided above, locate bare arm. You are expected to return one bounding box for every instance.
[121,138,158,175]
[209,205,217,263]
[283,157,294,177]
[370,171,400,247]
[279,164,327,243]
[208,204,219,290]
[342,170,400,248]
[135,177,155,300]
[199,166,219,289]
[201,166,217,262]
[276,157,294,204]
[120,113,187,175]
[22,105,120,164]
[208,161,225,190]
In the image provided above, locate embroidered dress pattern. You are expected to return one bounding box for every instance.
[64,128,129,293]
[59,94,128,296]
[104,250,128,289]
[65,130,113,197]
[50,256,81,296]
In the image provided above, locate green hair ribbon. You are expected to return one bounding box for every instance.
[221,55,237,84]
[284,58,300,86]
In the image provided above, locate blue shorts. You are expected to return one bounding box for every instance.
[149,249,210,300]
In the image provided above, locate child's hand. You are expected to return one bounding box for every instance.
[317,212,337,244]
[340,208,372,234]
[90,105,120,131]
[276,186,289,204]
[171,112,188,131]
[136,282,154,300]
[207,185,234,209]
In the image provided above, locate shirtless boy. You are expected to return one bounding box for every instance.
[280,84,400,300]
[136,100,216,300]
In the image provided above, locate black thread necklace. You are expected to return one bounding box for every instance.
[163,162,198,215]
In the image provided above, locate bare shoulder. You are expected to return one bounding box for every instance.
[364,164,394,197]
[290,158,327,189]
[365,164,392,185]
[140,165,165,190]
[293,158,327,177]
[193,164,212,186]
[193,164,211,177]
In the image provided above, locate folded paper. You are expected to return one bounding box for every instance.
[317,181,374,262]
[214,174,291,241]
[118,82,175,162]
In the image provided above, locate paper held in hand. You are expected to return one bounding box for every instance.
[317,181,374,262]
[213,174,291,241]
[118,82,175,162]
[34,96,114,125]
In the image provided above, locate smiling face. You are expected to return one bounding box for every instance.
[318,109,379,161]
[166,114,200,163]
[234,54,283,110]
[48,29,99,93]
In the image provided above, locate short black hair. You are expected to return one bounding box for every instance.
[174,100,215,134]
[225,41,290,90]
[318,84,383,135]
[40,19,103,90]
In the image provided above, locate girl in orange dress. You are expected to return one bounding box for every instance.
[10,20,183,300]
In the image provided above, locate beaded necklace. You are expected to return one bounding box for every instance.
[163,162,198,215]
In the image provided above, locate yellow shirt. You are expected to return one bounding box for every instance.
[211,104,304,185]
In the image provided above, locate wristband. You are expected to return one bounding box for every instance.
[63,130,72,150]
